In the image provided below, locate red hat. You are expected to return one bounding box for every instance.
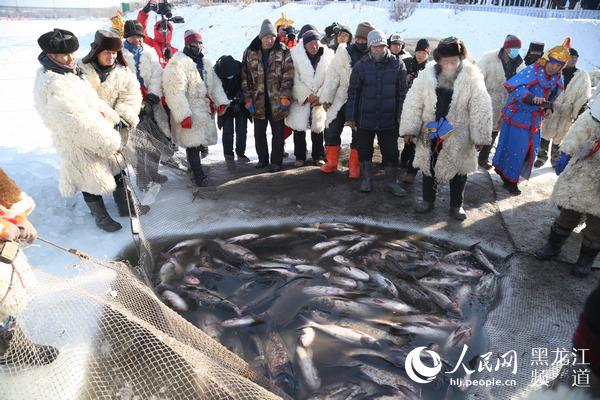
[503,34,522,49]
[184,29,203,45]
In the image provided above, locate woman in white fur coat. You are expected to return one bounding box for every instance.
[34,29,128,233]
[0,168,58,366]
[400,37,492,221]
[476,35,524,169]
[285,27,334,166]
[535,91,600,277]
[537,48,592,167]
[162,30,229,187]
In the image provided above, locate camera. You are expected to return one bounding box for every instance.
[284,26,297,42]
[156,0,173,18]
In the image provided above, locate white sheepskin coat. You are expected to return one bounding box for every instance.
[319,43,353,128]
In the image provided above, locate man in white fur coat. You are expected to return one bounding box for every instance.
[285,25,334,167]
[34,29,130,232]
[536,48,592,168]
[162,30,229,187]
[535,90,600,277]
[79,30,149,222]
[400,37,492,221]
[476,34,524,170]
[319,22,375,179]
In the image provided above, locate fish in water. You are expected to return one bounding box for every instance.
[345,240,376,256]
[296,344,321,391]
[213,240,258,264]
[357,297,417,315]
[472,245,501,276]
[269,255,310,265]
[300,315,379,348]
[312,240,341,252]
[265,330,296,396]
[443,250,473,263]
[332,255,357,268]
[368,271,399,298]
[156,284,189,312]
[225,233,260,244]
[331,265,370,281]
[221,313,265,328]
[432,262,484,279]
[319,245,349,260]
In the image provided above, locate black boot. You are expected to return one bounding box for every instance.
[415,201,435,214]
[186,147,208,187]
[534,226,570,260]
[383,167,406,197]
[85,198,122,232]
[534,138,550,168]
[113,187,150,217]
[572,242,600,278]
[359,161,373,193]
[550,143,561,169]
[0,316,59,367]
[449,206,467,221]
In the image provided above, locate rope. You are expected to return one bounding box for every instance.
[0,263,15,306]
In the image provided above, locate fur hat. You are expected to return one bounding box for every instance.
[124,20,145,39]
[415,38,430,53]
[82,30,126,67]
[355,22,375,40]
[259,19,277,39]
[433,37,468,62]
[37,28,79,54]
[569,48,579,57]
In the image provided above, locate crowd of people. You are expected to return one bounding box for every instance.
[28,0,598,279]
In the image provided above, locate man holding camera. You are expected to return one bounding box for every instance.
[138,0,179,67]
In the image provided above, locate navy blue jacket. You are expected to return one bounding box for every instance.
[346,51,408,131]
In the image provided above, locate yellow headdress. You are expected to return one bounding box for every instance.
[274,12,294,30]
[110,10,125,38]
[540,37,571,66]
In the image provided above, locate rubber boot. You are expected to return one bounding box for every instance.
[113,187,150,217]
[187,148,209,187]
[348,148,360,180]
[0,316,59,367]
[383,167,406,197]
[359,161,373,193]
[449,206,467,221]
[534,226,570,260]
[85,198,122,232]
[534,138,550,168]
[320,146,340,173]
[572,242,600,278]
[415,201,435,214]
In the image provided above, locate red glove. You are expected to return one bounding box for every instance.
[161,96,167,108]
[181,116,193,129]
[140,85,148,99]
[206,94,216,115]
[217,105,226,115]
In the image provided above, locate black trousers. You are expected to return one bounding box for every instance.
[222,112,248,157]
[185,146,204,177]
[400,142,419,174]
[254,118,285,166]
[478,130,499,163]
[324,104,357,149]
[422,139,467,207]
[82,173,124,202]
[355,128,399,167]
[294,130,324,161]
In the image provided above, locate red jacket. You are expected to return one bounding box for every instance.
[137,10,179,68]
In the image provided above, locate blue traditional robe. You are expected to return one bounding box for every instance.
[492,62,563,183]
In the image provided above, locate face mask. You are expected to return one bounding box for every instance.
[508,48,520,59]
[356,43,368,53]
[187,46,201,57]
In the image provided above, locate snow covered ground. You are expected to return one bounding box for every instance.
[0,3,599,277]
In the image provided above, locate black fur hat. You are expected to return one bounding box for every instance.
[82,30,127,67]
[433,37,468,62]
[124,20,145,39]
[37,28,79,54]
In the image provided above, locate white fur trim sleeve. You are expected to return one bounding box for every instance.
[205,58,230,107]
[468,67,493,146]
[399,72,427,137]
[163,59,192,123]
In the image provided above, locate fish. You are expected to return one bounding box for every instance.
[253,261,292,269]
[213,240,258,264]
[307,297,377,318]
[444,325,473,352]
[368,271,399,298]
[294,264,326,275]
[195,312,222,341]
[333,255,358,268]
[443,250,473,263]
[371,314,460,329]
[264,330,296,396]
[254,233,296,246]
[332,233,376,242]
[223,332,245,358]
[300,316,379,348]
[332,265,370,281]
[166,238,207,254]
[292,227,325,234]
[432,262,484,279]
[296,345,321,391]
[359,364,418,396]
[357,297,416,315]
[315,222,357,232]
[383,239,421,253]
[255,267,308,279]
[312,240,341,251]
[225,233,260,244]
[299,327,316,347]
[473,273,497,299]
[418,284,463,317]
[185,288,242,316]
[302,285,354,297]
[319,245,349,260]
[159,258,185,284]
[221,313,265,328]
[345,240,376,255]
[269,255,309,265]
[323,273,364,290]
[389,324,449,341]
[385,275,435,312]
[159,289,189,312]
[347,348,406,368]
[472,245,501,276]
[419,276,467,288]
[307,383,366,400]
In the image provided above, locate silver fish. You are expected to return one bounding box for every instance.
[167,238,206,254]
[299,326,316,347]
[372,314,460,329]
[302,285,353,297]
[159,257,185,284]
[419,284,463,317]
[308,297,376,318]
[255,233,296,246]
[296,345,321,391]
[195,312,222,341]
[333,255,358,268]
[294,264,326,275]
[225,233,260,244]
[270,255,309,265]
[160,290,188,312]
[473,273,497,299]
[419,276,466,288]
[265,330,296,396]
[323,273,363,290]
[392,324,449,340]
[359,364,418,395]
[332,265,370,281]
[307,383,365,400]
[312,240,341,251]
[345,240,376,255]
[333,233,376,242]
[347,348,406,368]
[357,297,416,315]
[221,313,265,328]
[319,245,349,260]
[443,250,473,263]
[213,240,258,264]
[253,261,292,269]
[186,288,242,316]
[368,271,399,297]
[433,262,484,279]
[293,227,325,234]
[316,222,357,232]
[472,246,501,276]
[383,239,421,253]
[444,325,473,352]
[301,316,379,347]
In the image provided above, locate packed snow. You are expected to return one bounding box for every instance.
[0,3,598,277]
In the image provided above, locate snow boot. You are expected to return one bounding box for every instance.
[415,201,435,214]
[383,167,406,197]
[572,242,600,278]
[534,138,550,168]
[113,187,150,217]
[449,206,467,221]
[348,148,360,180]
[534,226,570,260]
[359,161,373,193]
[85,198,122,232]
[320,146,340,173]
[0,316,59,367]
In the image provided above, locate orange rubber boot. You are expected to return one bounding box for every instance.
[348,148,360,179]
[320,146,340,173]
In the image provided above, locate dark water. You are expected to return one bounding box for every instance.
[153,223,502,399]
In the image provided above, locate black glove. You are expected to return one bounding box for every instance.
[164,47,172,61]
[142,1,157,13]
[146,93,161,105]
